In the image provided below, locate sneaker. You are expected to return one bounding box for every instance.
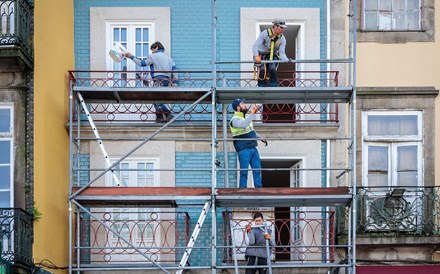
[164,112,174,121]
[155,114,166,123]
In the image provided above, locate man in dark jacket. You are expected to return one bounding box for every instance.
[229,98,267,188]
[245,212,275,274]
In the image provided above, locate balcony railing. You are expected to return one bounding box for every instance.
[70,70,340,124]
[0,0,33,58]
[0,208,33,268]
[338,187,440,236]
[75,210,190,265]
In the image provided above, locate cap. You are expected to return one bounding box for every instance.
[232,98,245,111]
[273,18,287,28]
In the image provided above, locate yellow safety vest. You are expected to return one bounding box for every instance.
[229,112,254,137]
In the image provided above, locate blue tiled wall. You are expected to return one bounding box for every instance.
[74,0,327,71]
[72,154,90,186]
[176,151,236,265]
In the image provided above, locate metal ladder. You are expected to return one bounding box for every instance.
[76,92,121,186]
[176,201,211,274]
[229,219,273,274]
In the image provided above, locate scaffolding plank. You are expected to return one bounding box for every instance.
[71,187,351,207]
[216,87,353,104]
[215,187,351,207]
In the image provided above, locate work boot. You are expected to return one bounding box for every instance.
[164,112,174,121]
[155,113,166,123]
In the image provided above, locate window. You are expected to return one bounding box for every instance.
[109,159,158,187]
[362,111,422,188]
[363,0,421,31]
[0,105,13,207]
[106,21,155,80]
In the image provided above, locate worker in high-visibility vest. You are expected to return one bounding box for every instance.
[229,98,267,188]
[252,18,289,87]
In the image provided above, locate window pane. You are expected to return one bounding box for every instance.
[378,12,392,30]
[379,0,392,10]
[407,0,420,10]
[407,11,420,29]
[393,12,405,29]
[393,0,405,11]
[367,174,388,187]
[0,166,10,189]
[364,0,378,10]
[365,12,378,30]
[113,28,119,41]
[121,28,127,41]
[136,28,141,41]
[0,192,10,207]
[0,141,11,164]
[397,145,417,186]
[368,146,389,187]
[0,109,11,133]
[143,28,149,41]
[368,115,418,136]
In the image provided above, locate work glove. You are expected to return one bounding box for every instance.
[254,55,262,64]
[250,105,260,114]
[246,225,252,232]
[263,232,271,240]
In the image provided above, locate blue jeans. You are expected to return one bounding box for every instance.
[237,148,262,188]
[258,63,278,87]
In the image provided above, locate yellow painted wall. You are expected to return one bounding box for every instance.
[356,6,440,181]
[34,0,74,271]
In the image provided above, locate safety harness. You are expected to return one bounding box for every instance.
[254,28,282,81]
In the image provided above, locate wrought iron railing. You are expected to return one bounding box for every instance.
[0,0,33,57]
[0,208,33,268]
[75,210,190,265]
[222,210,336,264]
[70,70,340,124]
[338,187,440,236]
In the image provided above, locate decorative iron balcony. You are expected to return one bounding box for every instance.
[338,187,440,236]
[0,208,33,268]
[0,0,33,63]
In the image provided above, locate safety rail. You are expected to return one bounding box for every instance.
[338,186,440,236]
[0,208,33,268]
[222,210,336,264]
[69,70,339,124]
[74,210,190,265]
[68,70,339,88]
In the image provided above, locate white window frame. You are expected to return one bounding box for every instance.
[0,104,14,208]
[362,0,422,31]
[362,110,423,188]
[105,21,156,72]
[106,158,160,187]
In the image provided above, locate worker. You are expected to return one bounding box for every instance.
[245,212,275,274]
[229,98,267,188]
[125,41,178,122]
[252,18,289,87]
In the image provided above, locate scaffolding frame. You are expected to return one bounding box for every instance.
[68,0,358,273]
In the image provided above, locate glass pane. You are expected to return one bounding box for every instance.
[0,166,10,189]
[368,115,418,136]
[143,28,149,41]
[367,174,388,187]
[143,44,149,57]
[393,12,405,29]
[136,28,141,41]
[407,11,420,29]
[368,146,388,172]
[379,0,392,10]
[378,12,392,30]
[397,171,417,186]
[136,43,141,56]
[0,109,11,133]
[365,12,378,30]
[364,0,378,10]
[0,192,10,207]
[0,141,10,164]
[113,28,119,41]
[121,28,127,41]
[393,0,405,11]
[397,145,417,170]
[407,0,420,10]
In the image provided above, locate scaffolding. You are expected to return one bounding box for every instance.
[68,0,358,273]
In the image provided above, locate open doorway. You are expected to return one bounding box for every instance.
[259,24,300,123]
[262,159,301,261]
